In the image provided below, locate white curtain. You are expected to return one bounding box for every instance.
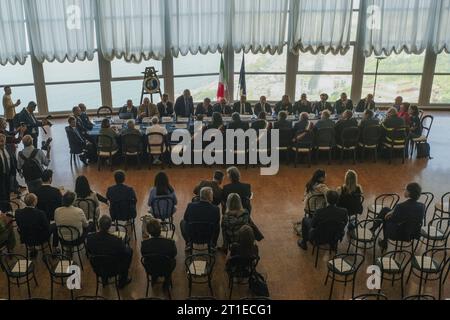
[433,0,450,54]
[289,0,353,55]
[364,0,436,57]
[233,0,289,55]
[25,0,96,63]
[97,0,166,62]
[169,0,226,56]
[0,0,28,65]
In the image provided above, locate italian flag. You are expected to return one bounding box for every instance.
[217,54,227,100]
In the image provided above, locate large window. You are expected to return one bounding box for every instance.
[174,53,220,102]
[363,52,425,103]
[112,79,165,107]
[431,53,450,104]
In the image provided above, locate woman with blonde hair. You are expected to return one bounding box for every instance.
[221,193,251,252]
[337,170,363,217]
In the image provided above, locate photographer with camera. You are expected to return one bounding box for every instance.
[16,101,52,148]
[2,86,21,131]
[17,135,51,194]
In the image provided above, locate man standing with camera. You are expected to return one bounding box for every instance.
[16,101,51,148]
[2,86,21,131]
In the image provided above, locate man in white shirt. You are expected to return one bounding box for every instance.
[146,117,168,165]
[2,87,21,131]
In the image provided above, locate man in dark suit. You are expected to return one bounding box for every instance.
[227,113,250,131]
[293,94,313,115]
[15,193,59,251]
[275,95,293,115]
[356,94,376,113]
[180,187,220,249]
[72,106,89,135]
[372,183,425,249]
[157,94,175,117]
[223,167,252,212]
[298,190,348,250]
[17,102,49,148]
[233,95,253,115]
[174,90,194,117]
[254,96,272,116]
[334,93,354,115]
[0,133,15,210]
[86,215,133,288]
[335,110,358,145]
[313,93,334,115]
[118,100,138,120]
[78,103,94,131]
[213,98,233,115]
[65,117,91,165]
[359,109,380,132]
[141,218,177,283]
[273,111,292,130]
[35,170,62,222]
[193,170,224,206]
[106,170,137,222]
[196,98,213,117]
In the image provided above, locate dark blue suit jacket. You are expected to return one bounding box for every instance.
[106,184,137,221]
[174,96,194,117]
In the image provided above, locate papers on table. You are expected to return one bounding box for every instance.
[308,114,317,120]
[177,117,190,123]
[161,117,174,123]
[173,124,188,129]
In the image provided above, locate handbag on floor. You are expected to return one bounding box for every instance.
[249,272,270,297]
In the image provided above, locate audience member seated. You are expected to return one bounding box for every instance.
[0,211,15,251]
[119,99,138,119]
[193,170,224,206]
[293,113,314,146]
[303,170,329,215]
[213,98,233,115]
[196,98,213,117]
[157,94,175,117]
[227,113,250,131]
[141,218,177,282]
[180,187,220,250]
[294,94,313,115]
[408,105,423,139]
[233,95,253,115]
[314,110,335,131]
[107,171,137,223]
[223,167,252,213]
[382,107,406,142]
[78,103,94,131]
[15,193,59,254]
[398,103,411,126]
[147,172,177,218]
[17,135,50,194]
[356,94,376,113]
[298,190,348,250]
[252,112,269,131]
[335,110,358,145]
[138,97,159,120]
[337,170,363,221]
[208,112,225,131]
[227,226,260,268]
[86,215,133,289]
[334,92,354,115]
[359,109,380,133]
[221,193,251,251]
[273,111,292,130]
[275,95,293,115]
[65,116,93,166]
[122,120,141,136]
[55,191,94,244]
[0,133,15,206]
[254,96,272,116]
[313,93,333,115]
[98,119,119,152]
[75,175,105,222]
[393,96,403,112]
[35,170,62,221]
[371,183,425,250]
[72,106,90,136]
[174,89,194,118]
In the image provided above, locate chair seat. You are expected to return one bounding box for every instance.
[98,150,118,157]
[413,136,427,143]
[11,260,33,276]
[350,227,374,242]
[421,226,445,240]
[148,146,168,154]
[54,260,73,276]
[376,257,400,272]
[125,152,139,156]
[276,147,289,151]
[369,204,384,214]
[328,258,354,274]
[412,256,439,272]
[110,231,127,241]
[317,147,332,151]
[293,147,311,153]
[359,143,377,148]
[189,260,207,276]
[435,203,449,213]
[383,143,405,149]
[337,145,356,150]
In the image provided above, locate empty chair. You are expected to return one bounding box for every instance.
[375,250,412,298]
[367,193,400,220]
[419,192,435,225]
[418,218,450,251]
[185,253,215,297]
[433,192,450,220]
[226,255,259,300]
[410,115,434,158]
[42,254,77,300]
[337,127,359,164]
[359,125,382,162]
[347,219,383,264]
[97,106,113,118]
[0,253,38,300]
[353,293,388,300]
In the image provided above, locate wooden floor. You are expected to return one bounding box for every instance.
[1,112,450,300]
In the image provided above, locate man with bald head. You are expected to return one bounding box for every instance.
[15,193,59,256]
[180,187,220,250]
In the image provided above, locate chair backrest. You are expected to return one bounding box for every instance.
[187,222,215,246]
[374,193,400,211]
[361,125,382,146]
[316,127,335,147]
[278,129,293,148]
[306,194,327,215]
[403,295,435,301]
[185,253,215,278]
[151,196,176,221]
[141,254,175,278]
[385,127,407,145]
[312,221,346,246]
[89,254,121,278]
[340,127,360,147]
[379,250,412,272]
[147,133,166,154]
[97,106,112,117]
[65,127,82,154]
[417,248,450,272]
[110,199,137,221]
[353,293,388,300]
[57,225,82,244]
[74,198,97,222]
[421,115,434,139]
[122,133,142,154]
[97,134,115,153]
[419,192,434,224]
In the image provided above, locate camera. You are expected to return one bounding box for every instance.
[45,115,54,127]
[41,137,53,151]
